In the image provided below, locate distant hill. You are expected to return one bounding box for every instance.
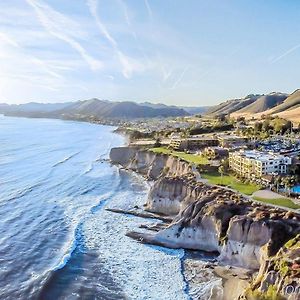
[140,102,170,109]
[231,92,288,117]
[269,89,300,114]
[205,94,261,116]
[179,106,210,115]
[1,99,190,120]
[275,106,300,123]
[206,89,300,122]
[0,102,72,114]
[141,102,209,115]
[0,103,10,113]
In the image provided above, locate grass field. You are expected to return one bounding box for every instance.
[149,147,260,195]
[252,196,300,209]
[149,147,209,165]
[202,172,261,195]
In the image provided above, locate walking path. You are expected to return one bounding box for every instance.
[252,189,285,199]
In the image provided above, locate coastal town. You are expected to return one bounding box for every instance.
[116,114,300,211]
[2,1,300,300]
[108,113,300,299]
[109,118,300,299]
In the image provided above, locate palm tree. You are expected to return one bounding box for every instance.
[282,176,293,196]
[290,164,298,175]
[274,175,282,192]
[218,165,225,184]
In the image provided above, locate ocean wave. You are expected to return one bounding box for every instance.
[46,190,116,273]
[95,155,106,162]
[52,151,80,168]
[5,181,43,202]
[81,147,112,175]
[52,230,79,272]
[95,142,112,161]
[82,163,93,175]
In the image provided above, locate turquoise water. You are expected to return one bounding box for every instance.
[291,185,300,194]
[0,115,187,300]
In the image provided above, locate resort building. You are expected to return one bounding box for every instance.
[169,135,218,150]
[229,150,292,179]
[218,135,248,148]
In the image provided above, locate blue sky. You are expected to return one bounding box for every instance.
[1,0,300,105]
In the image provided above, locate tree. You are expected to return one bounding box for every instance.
[218,165,225,184]
[262,119,271,132]
[221,158,229,172]
[290,164,298,175]
[282,176,293,196]
[274,175,282,192]
[254,122,262,133]
[153,138,161,148]
[237,116,246,124]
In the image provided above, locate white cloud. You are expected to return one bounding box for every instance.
[0,32,20,48]
[144,0,153,20]
[0,31,64,79]
[270,44,300,64]
[171,66,189,89]
[26,0,103,71]
[0,0,206,104]
[87,0,150,79]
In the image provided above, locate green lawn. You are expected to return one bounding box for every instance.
[202,172,260,195]
[149,147,259,195]
[149,147,172,155]
[149,147,209,165]
[252,196,300,209]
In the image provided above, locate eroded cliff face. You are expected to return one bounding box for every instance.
[245,234,300,300]
[144,189,299,270]
[110,147,300,299]
[145,175,219,215]
[110,147,201,215]
[110,146,192,179]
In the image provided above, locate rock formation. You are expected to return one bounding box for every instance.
[110,146,193,179]
[110,146,300,299]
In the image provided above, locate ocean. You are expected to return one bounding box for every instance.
[0,115,190,300]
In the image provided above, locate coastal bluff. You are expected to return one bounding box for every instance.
[109,146,300,299]
[109,146,193,179]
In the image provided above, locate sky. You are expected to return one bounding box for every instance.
[1,0,300,106]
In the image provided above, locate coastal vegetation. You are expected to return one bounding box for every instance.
[252,196,300,209]
[201,172,261,195]
[188,122,233,135]
[149,148,261,195]
[149,147,209,165]
[238,116,293,139]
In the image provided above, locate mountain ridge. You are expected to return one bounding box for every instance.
[206,89,300,122]
[1,98,191,120]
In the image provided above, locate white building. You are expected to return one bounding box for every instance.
[229,150,292,178]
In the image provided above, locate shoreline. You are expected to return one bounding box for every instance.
[108,146,300,300]
[107,167,254,299]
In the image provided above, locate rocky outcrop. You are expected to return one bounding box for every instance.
[110,146,192,179]
[137,189,300,270]
[145,175,220,215]
[245,234,300,300]
[110,146,300,299]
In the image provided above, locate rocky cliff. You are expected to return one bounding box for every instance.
[245,234,300,300]
[110,146,300,299]
[110,146,193,179]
